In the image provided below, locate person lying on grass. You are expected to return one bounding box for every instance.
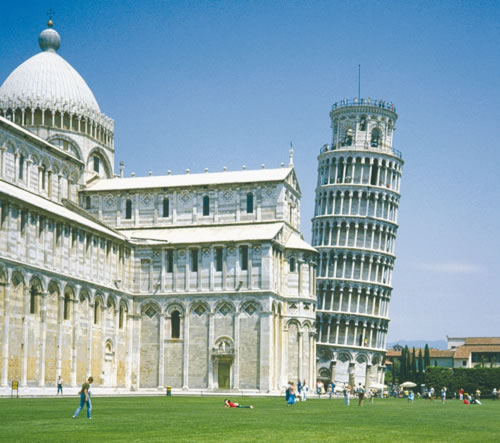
[224,399,254,409]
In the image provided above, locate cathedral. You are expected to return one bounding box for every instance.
[0,22,317,393]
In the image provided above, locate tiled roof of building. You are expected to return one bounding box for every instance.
[464,337,500,346]
[86,167,294,191]
[454,345,500,359]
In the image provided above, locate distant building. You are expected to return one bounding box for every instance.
[385,337,500,370]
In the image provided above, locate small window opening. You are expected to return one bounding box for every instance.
[30,287,37,315]
[203,195,210,216]
[215,247,223,272]
[371,128,381,147]
[19,154,24,180]
[86,196,91,209]
[119,306,125,329]
[163,197,169,217]
[344,129,353,146]
[240,245,248,271]
[289,257,296,272]
[191,249,198,272]
[125,199,132,219]
[246,193,254,214]
[360,116,367,131]
[63,294,71,320]
[94,301,100,324]
[93,156,100,173]
[171,310,180,339]
[167,250,174,273]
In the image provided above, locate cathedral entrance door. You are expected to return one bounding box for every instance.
[218,361,230,390]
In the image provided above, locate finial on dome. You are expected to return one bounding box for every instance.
[40,9,60,52]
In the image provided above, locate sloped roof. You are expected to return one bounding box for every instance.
[85,167,294,192]
[285,232,317,253]
[120,222,284,245]
[455,346,500,359]
[464,337,500,346]
[0,179,123,239]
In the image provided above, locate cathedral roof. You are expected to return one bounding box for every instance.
[121,222,285,245]
[86,167,294,191]
[0,22,112,129]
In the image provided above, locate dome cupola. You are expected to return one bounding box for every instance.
[0,21,114,149]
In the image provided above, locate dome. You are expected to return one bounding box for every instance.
[0,23,110,128]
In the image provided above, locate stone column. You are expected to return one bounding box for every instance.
[56,294,64,378]
[71,289,79,387]
[365,364,372,390]
[158,314,165,389]
[113,306,119,387]
[126,312,133,390]
[207,312,214,389]
[348,362,355,387]
[298,330,303,382]
[182,311,189,390]
[233,311,240,390]
[87,302,94,378]
[259,311,273,392]
[1,282,10,386]
[21,286,30,386]
[39,291,48,386]
[330,360,337,384]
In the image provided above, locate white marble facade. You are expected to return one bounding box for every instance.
[0,23,317,393]
[312,98,403,389]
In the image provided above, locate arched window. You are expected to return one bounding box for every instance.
[171,310,180,339]
[203,195,210,216]
[64,294,71,320]
[86,196,91,209]
[371,161,379,186]
[371,128,381,147]
[163,197,169,217]
[240,245,248,271]
[125,199,132,219]
[289,257,296,272]
[344,129,353,146]
[93,156,100,173]
[246,193,254,214]
[360,116,367,131]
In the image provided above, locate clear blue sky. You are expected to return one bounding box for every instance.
[1,0,499,343]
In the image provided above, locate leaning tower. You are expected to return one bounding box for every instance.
[312,98,403,390]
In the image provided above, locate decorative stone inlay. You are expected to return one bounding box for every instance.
[144,305,157,319]
[217,302,232,316]
[243,302,258,316]
[227,247,235,256]
[181,191,191,203]
[178,249,185,258]
[264,186,274,197]
[202,248,210,256]
[105,194,115,208]
[252,246,261,255]
[193,304,206,317]
[141,193,152,207]
[289,303,298,314]
[223,190,233,201]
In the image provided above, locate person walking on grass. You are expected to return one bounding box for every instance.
[343,385,350,406]
[357,383,366,407]
[57,376,63,396]
[441,387,447,404]
[73,376,93,419]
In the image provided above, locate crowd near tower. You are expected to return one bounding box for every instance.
[312,98,403,389]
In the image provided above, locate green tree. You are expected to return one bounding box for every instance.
[418,349,424,384]
[424,344,431,370]
[411,347,417,381]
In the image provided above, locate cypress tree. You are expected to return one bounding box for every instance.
[411,347,417,381]
[400,347,406,381]
[418,349,424,383]
[405,345,411,381]
[424,344,431,370]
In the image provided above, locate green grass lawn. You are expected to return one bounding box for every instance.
[0,396,499,442]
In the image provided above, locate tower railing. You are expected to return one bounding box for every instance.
[331,98,396,112]
[319,143,403,159]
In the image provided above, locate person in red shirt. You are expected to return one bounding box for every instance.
[224,399,254,409]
